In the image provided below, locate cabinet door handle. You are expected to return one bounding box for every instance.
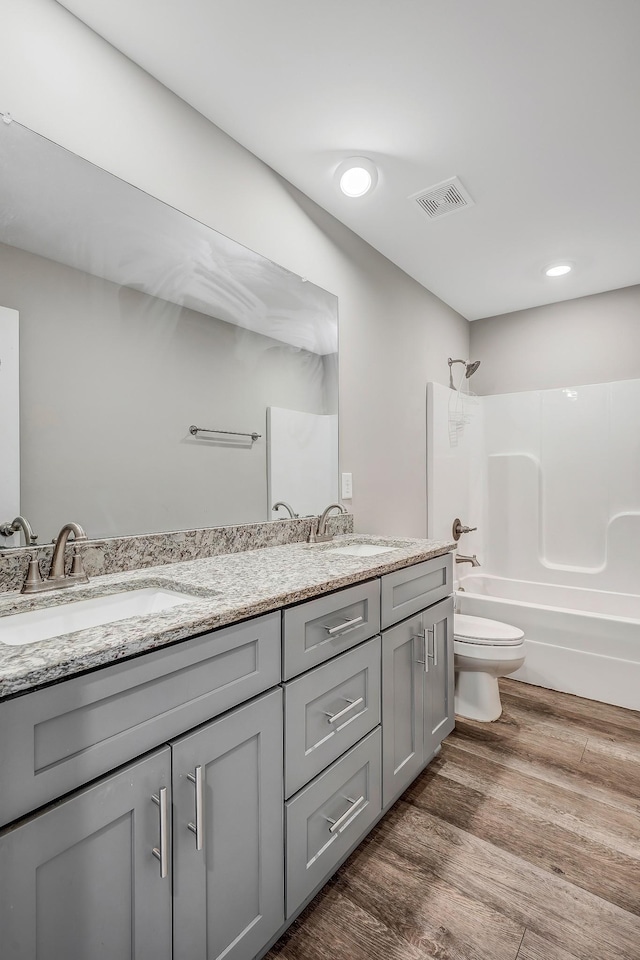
[412,629,431,673]
[324,696,364,724]
[412,631,427,670]
[427,624,437,667]
[324,615,364,637]
[187,765,204,851]
[151,787,169,879]
[324,795,366,834]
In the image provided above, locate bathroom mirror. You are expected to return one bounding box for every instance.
[0,120,338,545]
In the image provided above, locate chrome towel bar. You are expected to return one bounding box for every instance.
[189,425,261,442]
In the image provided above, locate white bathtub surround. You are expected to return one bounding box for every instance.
[453,613,525,721]
[457,575,640,712]
[267,407,339,517]
[427,379,640,711]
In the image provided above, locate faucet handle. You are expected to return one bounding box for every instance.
[21,554,45,594]
[69,544,89,582]
[452,518,478,541]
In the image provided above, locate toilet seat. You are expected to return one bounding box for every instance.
[454,614,524,646]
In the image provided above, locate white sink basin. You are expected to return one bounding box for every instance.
[0,588,199,647]
[325,544,397,557]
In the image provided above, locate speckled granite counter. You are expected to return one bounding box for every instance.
[0,534,454,699]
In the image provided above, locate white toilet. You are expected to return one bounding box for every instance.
[454,614,526,721]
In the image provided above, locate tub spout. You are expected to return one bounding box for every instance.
[455,553,481,567]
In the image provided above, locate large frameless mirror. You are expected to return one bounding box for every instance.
[0,120,338,547]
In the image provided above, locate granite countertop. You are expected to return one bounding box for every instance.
[0,534,454,699]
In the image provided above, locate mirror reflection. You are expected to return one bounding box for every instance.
[0,121,338,546]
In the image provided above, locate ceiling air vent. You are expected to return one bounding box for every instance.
[410,177,474,220]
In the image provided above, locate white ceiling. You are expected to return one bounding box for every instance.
[56,0,640,320]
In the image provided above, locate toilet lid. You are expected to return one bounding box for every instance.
[455,613,524,645]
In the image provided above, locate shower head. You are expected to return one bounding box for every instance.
[448,357,481,388]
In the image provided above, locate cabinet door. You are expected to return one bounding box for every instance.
[0,747,172,960]
[423,597,455,759]
[172,688,284,960]
[381,612,424,808]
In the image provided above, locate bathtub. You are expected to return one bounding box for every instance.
[456,574,640,711]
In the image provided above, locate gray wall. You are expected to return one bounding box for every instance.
[469,284,640,395]
[1,242,328,540]
[3,0,470,538]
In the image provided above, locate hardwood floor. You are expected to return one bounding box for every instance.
[267,680,640,960]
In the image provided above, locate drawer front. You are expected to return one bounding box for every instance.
[0,612,280,828]
[381,553,453,628]
[285,727,382,918]
[284,637,381,798]
[283,579,381,680]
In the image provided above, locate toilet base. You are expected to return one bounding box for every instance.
[455,670,503,722]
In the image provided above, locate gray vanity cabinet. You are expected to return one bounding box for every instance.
[0,551,455,960]
[382,596,454,807]
[172,687,284,960]
[0,747,173,960]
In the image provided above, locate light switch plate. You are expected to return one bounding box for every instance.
[341,472,353,499]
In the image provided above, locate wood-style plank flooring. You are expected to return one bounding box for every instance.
[267,680,640,960]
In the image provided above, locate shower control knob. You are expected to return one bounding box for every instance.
[452,518,478,541]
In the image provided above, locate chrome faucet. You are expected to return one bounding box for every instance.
[272,501,298,519]
[308,503,348,543]
[0,515,38,546]
[21,522,89,594]
[455,553,481,567]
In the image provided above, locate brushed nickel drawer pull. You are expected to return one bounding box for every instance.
[324,615,364,637]
[151,787,169,879]
[324,696,365,724]
[324,795,366,834]
[187,765,204,851]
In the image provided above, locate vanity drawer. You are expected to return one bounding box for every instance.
[283,579,381,680]
[285,727,381,918]
[381,553,453,628]
[284,636,381,798]
[0,612,280,828]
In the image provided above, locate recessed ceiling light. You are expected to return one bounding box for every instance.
[545,263,573,277]
[335,157,378,198]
